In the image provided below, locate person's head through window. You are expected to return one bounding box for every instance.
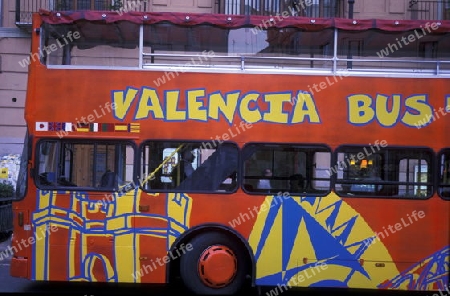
[181,149,195,177]
[100,169,116,188]
[257,168,272,190]
[171,148,195,187]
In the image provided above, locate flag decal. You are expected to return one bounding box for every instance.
[35,122,140,134]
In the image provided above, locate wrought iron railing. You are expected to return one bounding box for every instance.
[14,0,450,27]
[408,0,450,20]
[217,0,346,17]
[16,0,347,26]
[16,0,120,25]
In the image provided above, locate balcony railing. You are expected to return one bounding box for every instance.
[16,0,347,26]
[16,0,120,26]
[217,0,346,17]
[408,0,450,20]
[15,0,450,27]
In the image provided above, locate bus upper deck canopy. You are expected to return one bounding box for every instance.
[39,9,450,31]
[37,9,450,74]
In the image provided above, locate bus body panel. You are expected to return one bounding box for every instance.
[10,11,449,293]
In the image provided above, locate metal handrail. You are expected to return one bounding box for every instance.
[142,50,450,75]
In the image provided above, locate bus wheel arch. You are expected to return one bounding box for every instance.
[167,224,255,294]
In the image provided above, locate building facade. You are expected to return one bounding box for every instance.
[0,0,449,155]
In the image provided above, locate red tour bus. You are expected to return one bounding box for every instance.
[9,9,450,295]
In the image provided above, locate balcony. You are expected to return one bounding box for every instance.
[15,0,347,27]
[15,0,450,28]
[218,0,346,17]
[408,0,450,20]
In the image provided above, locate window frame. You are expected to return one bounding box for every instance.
[437,148,450,200]
[31,138,445,199]
[241,142,332,196]
[15,131,32,200]
[34,139,137,192]
[138,139,240,194]
[333,145,435,199]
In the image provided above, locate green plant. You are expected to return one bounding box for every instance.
[0,182,14,198]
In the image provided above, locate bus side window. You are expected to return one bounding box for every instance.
[242,143,331,195]
[439,150,450,199]
[36,141,59,187]
[36,140,134,190]
[335,147,433,199]
[140,141,238,193]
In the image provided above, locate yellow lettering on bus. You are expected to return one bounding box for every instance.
[166,90,186,121]
[112,88,139,120]
[291,92,320,124]
[187,89,207,121]
[239,93,262,123]
[135,87,164,120]
[348,94,375,125]
[263,93,291,124]
[402,95,432,127]
[208,92,240,124]
[376,94,401,127]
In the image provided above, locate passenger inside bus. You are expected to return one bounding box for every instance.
[171,149,196,186]
[100,169,117,188]
[168,143,238,191]
[289,174,305,193]
[257,168,272,190]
